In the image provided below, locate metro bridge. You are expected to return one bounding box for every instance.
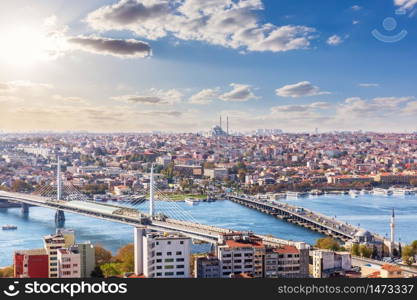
[0,159,303,249]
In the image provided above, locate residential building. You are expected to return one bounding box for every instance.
[216,233,265,278]
[194,255,220,278]
[43,232,66,278]
[311,250,352,278]
[71,242,95,278]
[264,245,301,278]
[142,231,191,278]
[57,248,81,278]
[14,249,49,278]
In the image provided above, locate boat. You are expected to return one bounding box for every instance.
[349,190,359,198]
[372,188,393,196]
[2,225,17,230]
[286,191,309,199]
[391,188,413,196]
[185,198,200,205]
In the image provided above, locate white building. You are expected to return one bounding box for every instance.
[57,248,81,278]
[43,233,66,278]
[311,250,352,278]
[204,168,228,180]
[134,228,191,278]
[72,242,95,278]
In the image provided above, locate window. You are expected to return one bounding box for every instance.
[156,273,162,277]
[156,252,162,256]
[167,241,171,245]
[165,272,174,276]
[156,259,162,263]
[176,272,185,276]
[177,265,184,269]
[165,265,174,269]
[176,251,182,255]
[165,259,174,263]
[180,241,184,245]
[166,252,172,256]
[176,258,184,262]
[156,266,162,270]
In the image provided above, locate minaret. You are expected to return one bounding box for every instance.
[227,116,229,135]
[390,208,395,244]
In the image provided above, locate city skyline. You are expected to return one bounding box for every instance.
[1,0,417,133]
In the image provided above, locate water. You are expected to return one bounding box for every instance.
[1,194,417,267]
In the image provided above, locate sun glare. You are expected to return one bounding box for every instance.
[0,25,66,66]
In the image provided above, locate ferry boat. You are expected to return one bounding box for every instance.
[372,188,393,196]
[286,191,309,199]
[349,190,359,198]
[185,198,200,205]
[2,225,17,230]
[391,188,413,196]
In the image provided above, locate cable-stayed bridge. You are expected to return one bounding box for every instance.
[0,159,302,248]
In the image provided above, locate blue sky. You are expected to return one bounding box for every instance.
[0,0,417,132]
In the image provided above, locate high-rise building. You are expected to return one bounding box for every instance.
[43,233,66,278]
[57,248,81,278]
[194,255,220,278]
[14,249,49,278]
[135,230,191,278]
[310,250,352,278]
[71,242,95,278]
[216,233,265,278]
[264,245,302,278]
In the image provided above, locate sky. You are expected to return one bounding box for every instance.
[1,0,417,133]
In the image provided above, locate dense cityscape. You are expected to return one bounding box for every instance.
[1,128,417,279]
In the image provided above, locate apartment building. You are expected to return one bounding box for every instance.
[264,245,301,278]
[194,255,220,278]
[43,233,66,278]
[311,250,352,278]
[57,248,81,278]
[142,232,191,278]
[216,233,265,278]
[14,249,49,278]
[71,242,95,278]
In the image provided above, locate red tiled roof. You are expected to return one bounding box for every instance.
[273,245,299,255]
[225,240,264,249]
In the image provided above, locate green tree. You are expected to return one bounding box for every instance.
[100,263,122,277]
[351,244,360,256]
[95,245,113,266]
[315,238,341,251]
[402,245,416,266]
[359,245,373,258]
[114,244,134,273]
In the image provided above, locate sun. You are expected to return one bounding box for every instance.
[0,24,67,66]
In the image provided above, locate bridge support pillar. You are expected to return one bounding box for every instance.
[134,227,145,276]
[55,210,65,227]
[21,203,29,214]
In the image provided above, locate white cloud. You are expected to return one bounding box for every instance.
[327,34,343,46]
[275,81,330,98]
[359,83,379,88]
[112,88,183,105]
[351,5,363,11]
[86,0,318,53]
[394,0,417,10]
[219,83,259,102]
[68,36,152,58]
[189,88,220,104]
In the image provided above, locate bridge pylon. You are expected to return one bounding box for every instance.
[55,156,65,227]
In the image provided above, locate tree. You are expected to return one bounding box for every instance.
[100,263,122,278]
[351,244,360,256]
[402,246,415,266]
[315,238,341,251]
[90,266,104,278]
[95,245,113,266]
[114,244,134,273]
[359,245,373,258]
[411,240,417,252]
[0,266,14,278]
